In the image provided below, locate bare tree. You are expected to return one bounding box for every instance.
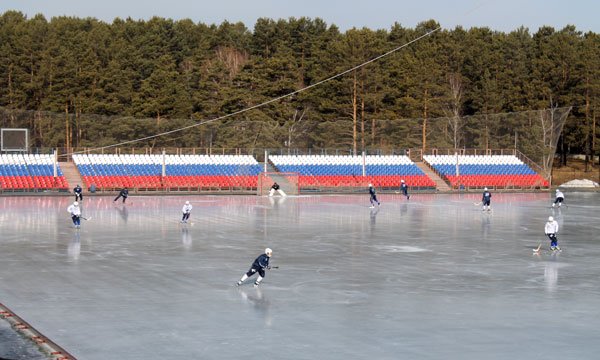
[287,107,309,151]
[447,73,463,149]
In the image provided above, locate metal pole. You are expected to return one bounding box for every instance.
[362,151,366,177]
[264,150,268,173]
[162,150,166,177]
[53,149,58,178]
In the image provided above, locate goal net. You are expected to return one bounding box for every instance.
[257,172,300,196]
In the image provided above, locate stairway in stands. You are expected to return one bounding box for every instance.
[415,161,451,192]
[60,162,85,193]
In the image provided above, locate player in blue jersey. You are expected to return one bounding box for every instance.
[237,248,273,287]
[400,179,410,200]
[73,184,83,202]
[482,187,492,211]
[369,184,380,208]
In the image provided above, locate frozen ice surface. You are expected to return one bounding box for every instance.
[0,192,599,360]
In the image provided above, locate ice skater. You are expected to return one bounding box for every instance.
[73,184,83,202]
[67,201,81,229]
[114,187,129,203]
[181,200,192,223]
[269,182,287,197]
[368,183,380,208]
[552,188,565,208]
[399,179,410,200]
[482,187,492,211]
[545,216,560,251]
[237,248,273,287]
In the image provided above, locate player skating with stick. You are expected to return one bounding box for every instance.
[368,183,380,208]
[181,201,192,223]
[67,201,82,229]
[237,248,273,287]
[398,179,410,200]
[114,187,129,203]
[552,189,565,208]
[545,216,560,251]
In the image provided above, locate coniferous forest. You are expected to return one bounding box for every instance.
[0,11,598,162]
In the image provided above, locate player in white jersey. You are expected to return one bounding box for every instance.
[67,201,82,229]
[552,189,564,208]
[181,201,193,223]
[545,216,560,251]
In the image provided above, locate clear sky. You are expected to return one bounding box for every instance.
[1,0,598,33]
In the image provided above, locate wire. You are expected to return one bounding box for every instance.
[57,26,442,158]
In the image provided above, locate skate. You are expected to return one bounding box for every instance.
[407,195,410,200]
[369,206,375,209]
[236,281,242,287]
[253,281,260,288]
[554,246,561,251]
[550,246,556,251]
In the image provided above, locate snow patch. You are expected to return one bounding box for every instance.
[559,179,599,188]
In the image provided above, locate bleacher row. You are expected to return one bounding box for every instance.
[423,155,548,188]
[72,154,262,189]
[270,155,435,188]
[0,154,68,190]
[0,154,547,191]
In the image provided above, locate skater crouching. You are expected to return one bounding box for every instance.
[237,248,273,287]
[552,189,565,208]
[114,187,129,203]
[269,182,287,197]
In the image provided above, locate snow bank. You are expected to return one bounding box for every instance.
[559,179,599,188]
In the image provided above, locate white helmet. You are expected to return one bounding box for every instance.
[265,248,273,256]
[548,216,554,222]
[368,183,373,187]
[401,179,405,183]
[556,189,560,192]
[185,201,190,205]
[484,187,488,191]
[73,201,79,206]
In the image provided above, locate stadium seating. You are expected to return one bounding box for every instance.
[72,154,262,190]
[0,154,68,190]
[422,155,548,188]
[269,155,435,189]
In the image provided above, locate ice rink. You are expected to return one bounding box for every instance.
[1,192,599,360]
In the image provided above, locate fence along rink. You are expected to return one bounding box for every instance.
[257,172,299,196]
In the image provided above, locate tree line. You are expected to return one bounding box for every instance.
[0,11,598,164]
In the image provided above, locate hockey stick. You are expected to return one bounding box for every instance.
[80,216,91,221]
[532,243,541,253]
[268,266,279,269]
[474,202,482,206]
